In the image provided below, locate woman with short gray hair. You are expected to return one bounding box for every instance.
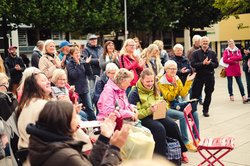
[93,63,119,112]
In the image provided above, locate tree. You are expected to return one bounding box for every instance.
[213,0,250,17]
[174,0,223,43]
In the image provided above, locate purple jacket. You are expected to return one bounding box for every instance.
[97,79,134,120]
[223,47,242,77]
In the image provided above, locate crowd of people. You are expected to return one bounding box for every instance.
[0,34,250,166]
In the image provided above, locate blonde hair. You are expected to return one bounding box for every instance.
[0,56,6,74]
[141,44,159,63]
[113,68,134,85]
[51,69,67,84]
[120,39,136,56]
[44,39,55,54]
[153,40,164,50]
[0,73,9,85]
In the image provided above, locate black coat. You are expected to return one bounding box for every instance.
[172,56,192,85]
[191,49,219,77]
[83,43,103,76]
[5,55,25,84]
[92,73,109,106]
[66,57,93,95]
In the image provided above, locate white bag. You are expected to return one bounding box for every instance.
[121,126,155,160]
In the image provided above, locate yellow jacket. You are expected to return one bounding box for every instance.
[157,75,192,108]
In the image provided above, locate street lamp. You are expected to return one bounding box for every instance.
[124,0,128,41]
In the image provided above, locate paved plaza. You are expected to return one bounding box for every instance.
[186,66,250,166]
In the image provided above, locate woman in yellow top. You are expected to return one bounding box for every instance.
[158,60,199,152]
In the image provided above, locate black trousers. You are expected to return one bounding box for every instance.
[141,116,187,157]
[191,75,215,113]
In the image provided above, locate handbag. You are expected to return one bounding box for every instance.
[166,136,181,166]
[220,68,226,78]
[121,126,155,160]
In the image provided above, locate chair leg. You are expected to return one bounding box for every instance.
[198,149,232,166]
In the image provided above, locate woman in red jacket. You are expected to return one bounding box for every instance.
[119,39,145,95]
[223,39,247,103]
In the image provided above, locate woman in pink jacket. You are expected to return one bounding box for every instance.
[223,39,247,103]
[97,68,138,129]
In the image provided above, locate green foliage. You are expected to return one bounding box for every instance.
[0,0,229,38]
[177,0,223,30]
[213,0,250,17]
[127,0,183,32]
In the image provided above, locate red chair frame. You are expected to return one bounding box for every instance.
[184,104,235,166]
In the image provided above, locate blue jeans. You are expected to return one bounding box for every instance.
[227,76,245,97]
[167,109,199,144]
[79,92,96,120]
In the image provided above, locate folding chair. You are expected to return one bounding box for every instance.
[183,104,235,166]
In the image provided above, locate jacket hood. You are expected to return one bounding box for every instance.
[158,74,180,85]
[226,46,238,52]
[100,72,109,83]
[33,46,42,52]
[106,79,124,93]
[27,123,85,166]
[137,79,154,94]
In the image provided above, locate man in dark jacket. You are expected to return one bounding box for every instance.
[83,34,103,76]
[190,36,218,117]
[31,41,44,68]
[5,46,25,96]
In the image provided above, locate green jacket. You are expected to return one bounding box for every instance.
[128,79,164,119]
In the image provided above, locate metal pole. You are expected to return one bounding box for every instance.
[124,0,128,41]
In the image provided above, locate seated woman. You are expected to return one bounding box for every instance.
[0,73,18,165]
[93,63,119,114]
[158,60,199,152]
[27,100,130,166]
[51,68,87,121]
[97,68,137,130]
[128,68,189,163]
[17,67,41,102]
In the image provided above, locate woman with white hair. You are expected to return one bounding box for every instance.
[158,60,199,153]
[38,39,61,79]
[93,63,119,111]
[172,43,192,86]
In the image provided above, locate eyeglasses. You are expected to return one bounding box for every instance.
[167,68,177,71]
[58,78,67,81]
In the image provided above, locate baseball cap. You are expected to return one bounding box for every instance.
[8,46,18,53]
[59,41,73,48]
[88,34,98,40]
